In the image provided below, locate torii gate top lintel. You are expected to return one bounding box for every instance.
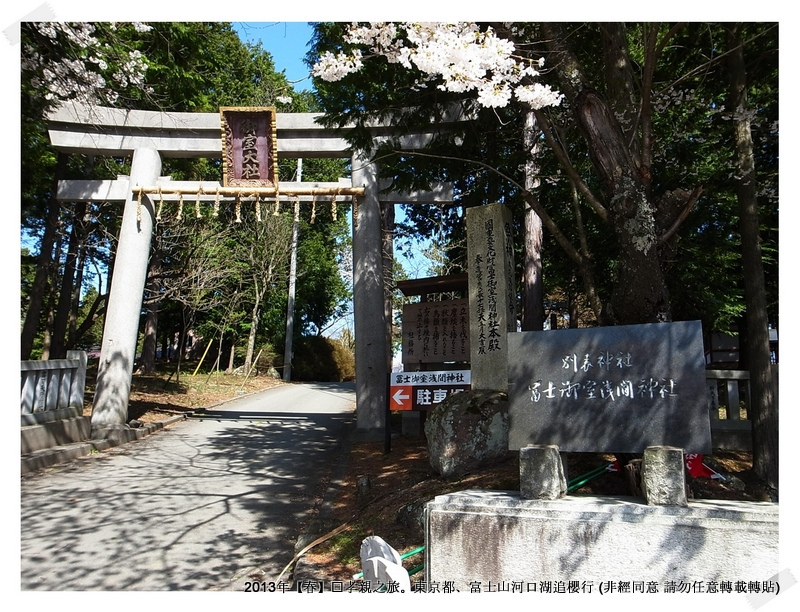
[47,101,347,159]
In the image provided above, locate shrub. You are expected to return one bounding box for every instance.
[291,335,355,382]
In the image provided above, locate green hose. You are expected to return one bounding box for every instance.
[401,545,425,560]
[567,462,614,492]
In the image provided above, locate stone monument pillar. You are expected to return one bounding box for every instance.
[351,153,388,440]
[466,203,517,392]
[642,446,689,506]
[91,147,161,438]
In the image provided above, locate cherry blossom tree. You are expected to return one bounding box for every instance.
[22,22,151,109]
[20,22,153,360]
[313,22,562,110]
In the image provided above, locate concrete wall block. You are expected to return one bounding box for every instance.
[426,490,778,590]
[711,420,752,451]
[21,417,91,454]
[21,353,87,416]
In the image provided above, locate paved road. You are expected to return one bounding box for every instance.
[20,382,355,591]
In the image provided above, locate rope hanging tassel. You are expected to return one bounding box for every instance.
[156,187,164,221]
[136,188,143,223]
[195,187,203,219]
[133,186,365,225]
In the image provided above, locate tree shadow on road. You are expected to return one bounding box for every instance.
[20,403,353,590]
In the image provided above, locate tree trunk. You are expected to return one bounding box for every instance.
[139,304,159,374]
[726,24,778,497]
[40,305,54,360]
[51,201,87,359]
[522,112,545,332]
[70,291,107,348]
[600,23,641,154]
[244,280,262,377]
[21,153,67,359]
[66,232,87,349]
[540,23,670,325]
[573,89,670,324]
[568,274,580,328]
[522,206,544,330]
[139,244,162,374]
[381,201,396,368]
[174,312,189,385]
[227,340,236,373]
[41,225,66,360]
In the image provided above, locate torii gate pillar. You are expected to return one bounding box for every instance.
[91,147,161,438]
[351,155,388,440]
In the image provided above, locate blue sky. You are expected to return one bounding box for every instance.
[233,22,316,90]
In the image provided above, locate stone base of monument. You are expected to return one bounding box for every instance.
[424,490,778,589]
[519,445,567,500]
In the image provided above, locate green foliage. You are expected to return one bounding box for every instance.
[325,529,362,566]
[227,342,282,373]
[114,22,288,112]
[295,219,351,335]
[290,335,355,382]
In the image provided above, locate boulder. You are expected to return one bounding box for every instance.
[424,389,511,478]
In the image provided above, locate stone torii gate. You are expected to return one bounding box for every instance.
[46,102,454,442]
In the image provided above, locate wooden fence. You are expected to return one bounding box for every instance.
[706,366,778,450]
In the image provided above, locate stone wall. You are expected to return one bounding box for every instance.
[425,491,779,590]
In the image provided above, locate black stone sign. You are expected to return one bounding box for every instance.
[508,321,711,453]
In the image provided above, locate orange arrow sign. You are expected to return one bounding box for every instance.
[391,386,412,410]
